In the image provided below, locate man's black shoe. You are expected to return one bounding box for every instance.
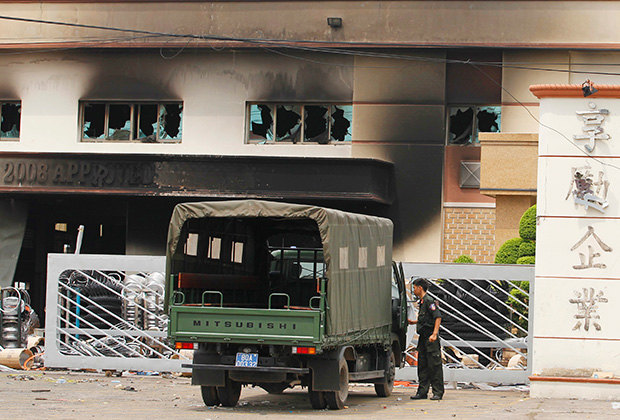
[410,394,427,400]
[430,395,442,400]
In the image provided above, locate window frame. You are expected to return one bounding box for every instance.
[0,100,22,141]
[446,104,501,146]
[246,102,352,144]
[79,101,183,143]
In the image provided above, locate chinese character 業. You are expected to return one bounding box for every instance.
[569,287,608,331]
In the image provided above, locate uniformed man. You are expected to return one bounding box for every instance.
[409,277,444,400]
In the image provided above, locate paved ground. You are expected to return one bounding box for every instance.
[1,371,619,419]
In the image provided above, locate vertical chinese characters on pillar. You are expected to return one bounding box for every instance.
[570,226,612,269]
[569,288,608,331]
[573,102,610,152]
[566,166,609,213]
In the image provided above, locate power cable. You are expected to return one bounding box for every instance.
[470,62,620,173]
[5,14,620,76]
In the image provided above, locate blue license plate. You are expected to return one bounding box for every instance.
[235,352,258,367]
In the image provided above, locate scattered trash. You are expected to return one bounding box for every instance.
[56,378,67,384]
[31,389,50,393]
[8,374,34,380]
[0,348,34,370]
[612,402,620,410]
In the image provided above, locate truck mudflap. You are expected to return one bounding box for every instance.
[169,305,322,346]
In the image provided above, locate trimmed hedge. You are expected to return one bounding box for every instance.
[518,241,536,258]
[494,238,525,264]
[519,204,537,241]
[517,256,535,265]
[454,255,476,264]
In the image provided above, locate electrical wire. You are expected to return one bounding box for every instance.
[3,12,620,173]
[5,14,620,76]
[470,62,620,174]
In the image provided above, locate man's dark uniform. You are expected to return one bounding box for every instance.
[416,296,444,398]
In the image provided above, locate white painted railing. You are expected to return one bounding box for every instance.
[45,254,189,372]
[396,263,534,384]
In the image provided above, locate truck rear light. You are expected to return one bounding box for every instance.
[292,346,316,355]
[175,342,196,350]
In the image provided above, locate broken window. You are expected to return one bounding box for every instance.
[447,105,501,145]
[0,102,21,139]
[247,103,352,144]
[81,102,183,143]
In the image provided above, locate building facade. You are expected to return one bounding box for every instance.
[3,1,620,319]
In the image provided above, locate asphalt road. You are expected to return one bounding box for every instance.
[1,371,619,419]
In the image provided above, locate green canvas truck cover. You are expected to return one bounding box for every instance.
[166,200,393,339]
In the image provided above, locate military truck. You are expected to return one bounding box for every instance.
[165,200,408,409]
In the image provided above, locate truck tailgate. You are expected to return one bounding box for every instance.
[169,306,322,346]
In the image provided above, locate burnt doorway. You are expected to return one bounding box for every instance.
[13,196,128,326]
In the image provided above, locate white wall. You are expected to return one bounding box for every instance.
[0,50,354,158]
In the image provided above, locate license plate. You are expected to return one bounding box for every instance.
[235,352,258,367]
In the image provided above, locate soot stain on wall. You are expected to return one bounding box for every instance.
[254,64,353,101]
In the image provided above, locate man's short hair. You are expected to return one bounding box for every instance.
[412,277,429,291]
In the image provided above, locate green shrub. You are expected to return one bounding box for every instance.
[453,255,475,264]
[519,204,537,241]
[518,241,536,258]
[516,256,535,264]
[494,238,524,264]
[507,281,530,334]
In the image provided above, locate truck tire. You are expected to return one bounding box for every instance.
[200,386,220,406]
[216,376,241,407]
[325,358,349,410]
[308,380,327,409]
[375,348,395,397]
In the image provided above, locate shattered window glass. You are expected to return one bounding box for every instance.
[448,106,474,145]
[276,105,302,142]
[107,104,131,140]
[0,102,21,139]
[135,104,158,142]
[304,105,329,143]
[448,105,501,145]
[83,103,106,139]
[249,104,274,142]
[159,103,183,140]
[476,106,501,136]
[247,103,352,144]
[330,105,352,142]
[81,102,182,143]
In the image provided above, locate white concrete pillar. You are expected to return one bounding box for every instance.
[530,84,620,399]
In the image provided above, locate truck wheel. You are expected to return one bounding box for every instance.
[374,348,395,397]
[308,378,327,409]
[200,386,220,406]
[325,358,349,410]
[216,377,242,407]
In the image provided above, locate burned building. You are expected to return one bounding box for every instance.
[1,1,618,321]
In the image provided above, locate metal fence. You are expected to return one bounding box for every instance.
[45,256,532,382]
[45,254,189,372]
[396,263,534,384]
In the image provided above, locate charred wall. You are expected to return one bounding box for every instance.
[352,51,446,262]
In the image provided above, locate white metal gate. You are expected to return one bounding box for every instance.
[46,256,531,381]
[396,263,534,384]
[45,254,189,372]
